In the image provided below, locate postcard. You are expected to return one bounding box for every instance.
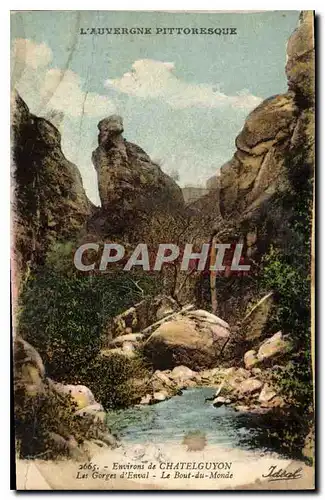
[11,10,315,490]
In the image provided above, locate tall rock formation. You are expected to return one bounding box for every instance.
[200,12,314,326]
[219,93,298,217]
[217,11,314,258]
[90,115,184,237]
[11,91,92,294]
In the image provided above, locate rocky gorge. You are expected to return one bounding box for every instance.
[99,293,291,415]
[12,11,314,468]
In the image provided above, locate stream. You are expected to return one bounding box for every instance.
[17,387,311,489]
[106,387,282,455]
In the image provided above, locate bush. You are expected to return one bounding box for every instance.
[81,353,150,409]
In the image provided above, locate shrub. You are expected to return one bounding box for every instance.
[81,353,150,409]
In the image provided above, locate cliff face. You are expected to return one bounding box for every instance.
[216,11,314,258]
[198,11,314,329]
[89,115,184,237]
[11,91,93,290]
[219,93,298,218]
[11,12,314,301]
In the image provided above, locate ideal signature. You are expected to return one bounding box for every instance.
[262,465,303,482]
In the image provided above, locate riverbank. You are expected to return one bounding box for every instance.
[139,361,287,415]
[15,388,314,490]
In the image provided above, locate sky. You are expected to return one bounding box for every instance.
[11,10,300,206]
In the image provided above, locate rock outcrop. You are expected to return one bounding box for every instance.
[14,336,116,459]
[11,91,92,294]
[243,331,291,369]
[104,295,180,343]
[104,300,230,371]
[286,11,315,104]
[204,364,283,414]
[205,11,314,335]
[90,115,184,236]
[220,92,298,218]
[257,331,291,362]
[204,12,314,261]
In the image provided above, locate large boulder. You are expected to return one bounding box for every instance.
[244,332,290,370]
[50,382,96,410]
[236,378,263,396]
[143,316,229,370]
[257,331,290,362]
[187,310,229,329]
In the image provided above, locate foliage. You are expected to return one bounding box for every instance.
[17,243,158,407]
[262,246,311,336]
[260,143,314,455]
[81,352,150,409]
[45,240,76,275]
[14,381,83,459]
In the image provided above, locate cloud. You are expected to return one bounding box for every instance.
[40,68,116,117]
[12,38,116,118]
[105,59,262,110]
[12,38,52,69]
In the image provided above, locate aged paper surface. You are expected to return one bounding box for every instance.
[11,10,315,490]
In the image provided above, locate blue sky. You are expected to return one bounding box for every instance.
[11,11,299,205]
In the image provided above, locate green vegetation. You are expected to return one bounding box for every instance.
[15,381,83,459]
[82,352,149,409]
[17,242,158,409]
[260,143,314,457]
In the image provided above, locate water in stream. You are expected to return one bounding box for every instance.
[105,387,277,455]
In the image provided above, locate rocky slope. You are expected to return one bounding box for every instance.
[100,298,290,411]
[14,335,116,459]
[11,96,186,459]
[11,93,100,458]
[204,11,314,331]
